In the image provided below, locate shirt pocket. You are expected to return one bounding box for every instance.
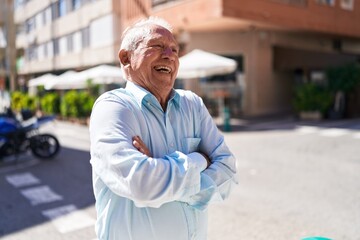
[182,137,201,154]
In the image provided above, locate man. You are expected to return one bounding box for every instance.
[89,17,237,240]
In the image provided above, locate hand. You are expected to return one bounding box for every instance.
[132,136,152,157]
[199,152,212,169]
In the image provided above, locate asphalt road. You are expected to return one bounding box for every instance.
[0,118,359,240]
[209,117,360,240]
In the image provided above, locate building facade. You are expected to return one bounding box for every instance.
[1,0,16,91]
[14,0,360,117]
[15,0,122,76]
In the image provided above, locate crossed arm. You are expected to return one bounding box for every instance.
[132,135,212,169]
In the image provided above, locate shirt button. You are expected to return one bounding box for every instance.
[170,142,174,147]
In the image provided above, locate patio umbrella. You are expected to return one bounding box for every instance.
[177,49,237,79]
[80,64,125,85]
[46,65,125,90]
[28,73,57,87]
[44,70,77,90]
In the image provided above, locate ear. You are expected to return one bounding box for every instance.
[119,49,130,66]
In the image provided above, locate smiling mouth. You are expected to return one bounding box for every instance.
[154,65,172,73]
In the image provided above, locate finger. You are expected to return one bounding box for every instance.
[132,136,152,157]
[132,136,142,148]
[133,139,146,154]
[132,139,140,149]
[133,139,144,150]
[134,136,145,146]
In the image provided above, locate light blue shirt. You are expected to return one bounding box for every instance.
[90,81,237,240]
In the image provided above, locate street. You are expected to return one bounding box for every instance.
[1,118,360,240]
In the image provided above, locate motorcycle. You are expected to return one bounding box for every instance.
[0,109,60,161]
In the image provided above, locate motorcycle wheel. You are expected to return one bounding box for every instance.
[30,134,60,159]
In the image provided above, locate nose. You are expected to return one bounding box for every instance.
[162,47,177,61]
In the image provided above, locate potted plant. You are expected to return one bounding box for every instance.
[293,82,333,120]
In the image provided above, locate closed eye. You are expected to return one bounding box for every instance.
[172,48,179,54]
[151,45,163,50]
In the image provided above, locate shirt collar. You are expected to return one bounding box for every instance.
[125,81,180,109]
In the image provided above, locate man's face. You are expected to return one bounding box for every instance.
[127,25,180,94]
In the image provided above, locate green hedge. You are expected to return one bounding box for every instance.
[40,92,60,115]
[11,91,37,112]
[10,90,96,119]
[60,90,95,118]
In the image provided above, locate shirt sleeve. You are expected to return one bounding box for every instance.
[179,94,238,210]
[90,94,208,208]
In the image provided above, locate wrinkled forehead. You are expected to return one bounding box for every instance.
[142,24,178,45]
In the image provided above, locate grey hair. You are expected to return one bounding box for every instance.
[120,16,174,51]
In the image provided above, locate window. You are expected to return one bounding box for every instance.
[42,11,46,26]
[90,15,114,48]
[35,12,43,29]
[53,38,59,56]
[37,44,45,60]
[27,45,37,61]
[16,23,25,37]
[72,0,82,10]
[51,3,58,20]
[73,31,82,53]
[81,27,90,48]
[0,28,6,48]
[59,36,68,55]
[340,0,354,10]
[316,0,335,6]
[47,41,54,58]
[67,34,73,52]
[43,42,48,58]
[14,0,26,9]
[25,17,35,33]
[45,7,52,24]
[58,0,67,17]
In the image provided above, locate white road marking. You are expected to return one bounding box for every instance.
[296,126,354,138]
[295,126,319,135]
[353,132,360,139]
[5,172,41,188]
[42,204,95,234]
[20,185,63,205]
[319,128,350,137]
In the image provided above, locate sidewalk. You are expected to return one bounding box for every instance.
[215,115,360,132]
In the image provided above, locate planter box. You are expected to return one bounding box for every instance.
[299,111,322,121]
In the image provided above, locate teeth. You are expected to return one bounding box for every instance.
[154,66,171,73]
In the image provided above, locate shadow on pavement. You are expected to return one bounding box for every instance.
[0,146,95,237]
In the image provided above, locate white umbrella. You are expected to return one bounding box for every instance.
[28,73,57,87]
[80,65,125,85]
[44,70,78,90]
[46,65,125,90]
[177,49,237,79]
